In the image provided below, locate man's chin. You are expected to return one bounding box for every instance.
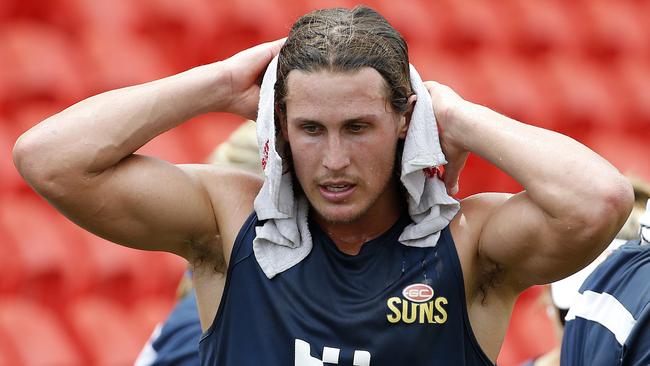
[312,206,364,225]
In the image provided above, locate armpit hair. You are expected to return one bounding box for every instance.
[188,236,226,275]
[477,260,504,305]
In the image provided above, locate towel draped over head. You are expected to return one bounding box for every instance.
[253,55,460,279]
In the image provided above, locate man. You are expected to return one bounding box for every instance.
[12,6,632,365]
[559,196,650,365]
[518,178,650,366]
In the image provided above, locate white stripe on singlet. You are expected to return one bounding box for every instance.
[565,290,636,345]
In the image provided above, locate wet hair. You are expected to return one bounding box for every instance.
[275,6,413,118]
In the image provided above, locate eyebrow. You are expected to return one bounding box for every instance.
[291,114,379,124]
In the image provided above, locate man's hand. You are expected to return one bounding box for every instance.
[218,39,285,120]
[423,81,469,196]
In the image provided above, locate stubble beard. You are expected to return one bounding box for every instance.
[311,159,399,226]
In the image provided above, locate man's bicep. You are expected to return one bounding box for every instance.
[476,192,600,291]
[55,155,218,258]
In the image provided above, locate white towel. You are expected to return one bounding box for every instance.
[253,55,460,279]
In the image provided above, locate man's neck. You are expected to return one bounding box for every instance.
[314,185,405,256]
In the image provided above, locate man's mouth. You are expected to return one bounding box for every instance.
[318,182,356,202]
[323,184,352,192]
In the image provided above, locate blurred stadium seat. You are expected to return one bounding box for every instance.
[436,0,509,54]
[61,226,185,305]
[78,30,173,93]
[0,21,86,108]
[610,58,650,132]
[0,219,23,294]
[0,297,83,366]
[473,52,555,128]
[534,55,624,138]
[0,192,86,306]
[584,130,650,183]
[1,1,649,364]
[0,123,24,192]
[497,286,560,366]
[502,0,581,57]
[66,296,144,366]
[130,296,177,345]
[373,0,442,46]
[579,1,648,61]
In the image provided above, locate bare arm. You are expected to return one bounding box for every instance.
[12,40,283,259]
[426,81,634,292]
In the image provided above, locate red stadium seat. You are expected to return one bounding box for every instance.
[225,0,295,39]
[0,220,23,294]
[130,296,176,345]
[142,251,186,297]
[176,113,248,163]
[533,56,624,139]
[473,52,555,128]
[0,339,20,366]
[0,0,82,31]
[0,21,86,107]
[456,154,520,199]
[410,48,484,104]
[436,0,509,54]
[0,297,83,366]
[0,123,24,192]
[497,286,560,366]
[580,1,648,61]
[65,296,143,366]
[134,127,195,164]
[583,130,650,183]
[73,228,185,304]
[609,59,650,132]
[372,0,443,46]
[131,0,222,68]
[68,0,140,34]
[6,100,63,140]
[501,0,581,57]
[0,192,86,306]
[75,231,176,303]
[78,30,172,93]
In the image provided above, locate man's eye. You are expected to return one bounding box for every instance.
[348,124,366,133]
[302,125,320,134]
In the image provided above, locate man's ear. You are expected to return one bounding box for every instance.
[398,94,418,139]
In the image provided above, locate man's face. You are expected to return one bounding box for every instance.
[283,67,408,224]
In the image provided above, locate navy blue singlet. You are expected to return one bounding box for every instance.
[199,212,494,365]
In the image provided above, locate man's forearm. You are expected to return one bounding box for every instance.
[449,102,628,215]
[14,62,227,177]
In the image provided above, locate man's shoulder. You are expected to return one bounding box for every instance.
[458,192,513,213]
[451,192,512,237]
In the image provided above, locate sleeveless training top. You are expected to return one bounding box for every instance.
[561,240,650,365]
[135,288,201,366]
[199,212,494,365]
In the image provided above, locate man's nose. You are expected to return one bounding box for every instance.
[322,136,350,171]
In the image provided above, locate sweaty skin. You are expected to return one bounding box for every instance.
[13,39,633,361]
[282,68,411,255]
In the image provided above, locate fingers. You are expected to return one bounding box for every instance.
[267,38,287,58]
[242,38,286,63]
[442,152,469,196]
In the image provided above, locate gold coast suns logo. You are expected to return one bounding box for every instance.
[386,283,448,324]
